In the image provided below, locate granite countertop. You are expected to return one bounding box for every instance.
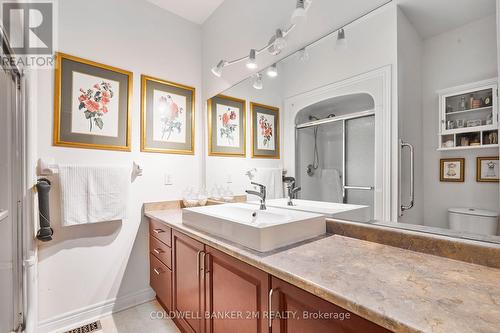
[145,209,500,333]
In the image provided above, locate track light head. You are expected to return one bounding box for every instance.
[336,28,347,49]
[267,64,278,78]
[252,73,263,90]
[246,49,257,69]
[298,47,309,61]
[291,0,306,24]
[211,60,226,77]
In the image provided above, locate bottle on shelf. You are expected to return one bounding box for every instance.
[459,96,466,111]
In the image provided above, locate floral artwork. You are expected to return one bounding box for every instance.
[216,104,240,147]
[71,72,120,137]
[78,82,113,132]
[257,112,275,150]
[152,90,186,143]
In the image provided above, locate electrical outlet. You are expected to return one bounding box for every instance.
[164,174,173,186]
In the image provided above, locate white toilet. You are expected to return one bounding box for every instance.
[448,208,499,236]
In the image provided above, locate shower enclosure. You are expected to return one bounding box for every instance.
[295,93,376,218]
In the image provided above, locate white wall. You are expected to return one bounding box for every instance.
[396,8,424,224]
[36,0,202,329]
[421,15,499,229]
[280,5,397,100]
[201,0,391,99]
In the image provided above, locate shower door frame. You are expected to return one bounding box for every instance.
[0,22,29,332]
[283,66,394,222]
[295,110,376,203]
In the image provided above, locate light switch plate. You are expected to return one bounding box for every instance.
[164,174,173,185]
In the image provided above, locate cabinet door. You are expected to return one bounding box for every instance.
[270,277,390,333]
[150,254,172,310]
[172,231,205,333]
[205,246,269,333]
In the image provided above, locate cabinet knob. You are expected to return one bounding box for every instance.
[153,248,164,255]
[153,228,165,234]
[153,267,163,275]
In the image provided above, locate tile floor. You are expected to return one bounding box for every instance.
[99,301,180,333]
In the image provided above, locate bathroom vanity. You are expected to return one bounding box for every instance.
[147,207,389,333]
[145,201,500,333]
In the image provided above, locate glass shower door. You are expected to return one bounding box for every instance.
[344,116,375,218]
[295,114,375,220]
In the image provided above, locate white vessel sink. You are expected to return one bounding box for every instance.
[182,203,325,252]
[257,199,372,222]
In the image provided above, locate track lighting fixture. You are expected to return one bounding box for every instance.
[336,28,347,49]
[211,60,226,77]
[291,0,306,24]
[210,1,313,77]
[298,47,309,61]
[252,73,263,90]
[267,64,278,78]
[246,49,257,69]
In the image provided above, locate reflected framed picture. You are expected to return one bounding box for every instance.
[53,52,132,151]
[440,158,465,182]
[207,95,246,157]
[250,102,280,159]
[141,75,195,154]
[477,156,499,182]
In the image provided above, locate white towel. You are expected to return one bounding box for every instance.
[59,165,129,226]
[320,168,343,203]
[254,168,284,199]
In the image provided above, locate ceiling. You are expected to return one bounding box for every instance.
[146,0,226,24]
[397,0,496,39]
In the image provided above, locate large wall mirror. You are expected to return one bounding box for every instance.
[204,0,500,244]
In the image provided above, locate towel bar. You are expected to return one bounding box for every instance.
[38,158,143,177]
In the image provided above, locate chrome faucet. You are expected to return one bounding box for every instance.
[245,181,266,210]
[285,178,301,206]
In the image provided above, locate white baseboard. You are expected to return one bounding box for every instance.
[37,287,155,333]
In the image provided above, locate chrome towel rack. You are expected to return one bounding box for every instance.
[38,158,143,178]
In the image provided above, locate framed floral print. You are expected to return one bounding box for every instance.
[440,158,465,182]
[250,102,280,159]
[207,95,246,157]
[476,156,499,182]
[141,75,195,154]
[53,52,132,151]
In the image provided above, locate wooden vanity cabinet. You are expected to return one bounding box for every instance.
[269,277,390,333]
[150,222,390,333]
[204,245,269,333]
[172,230,206,333]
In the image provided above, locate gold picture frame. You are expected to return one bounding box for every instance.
[476,156,499,182]
[207,95,246,157]
[250,102,280,159]
[140,75,195,155]
[440,158,465,182]
[53,52,133,151]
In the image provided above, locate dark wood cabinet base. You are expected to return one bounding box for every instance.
[148,218,390,333]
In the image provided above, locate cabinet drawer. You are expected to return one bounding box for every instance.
[149,219,171,247]
[150,235,171,269]
[150,254,172,310]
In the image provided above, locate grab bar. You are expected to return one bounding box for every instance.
[400,140,415,213]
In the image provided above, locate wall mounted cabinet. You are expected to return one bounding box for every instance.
[438,79,498,151]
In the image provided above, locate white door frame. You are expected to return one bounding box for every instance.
[283,65,393,222]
